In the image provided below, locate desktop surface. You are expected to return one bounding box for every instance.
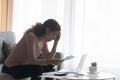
[41,71,115,80]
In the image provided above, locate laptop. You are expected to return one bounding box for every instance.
[55,53,87,76]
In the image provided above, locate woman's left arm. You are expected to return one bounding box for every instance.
[42,32,61,59]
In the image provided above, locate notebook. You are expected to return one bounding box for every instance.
[55,53,87,76]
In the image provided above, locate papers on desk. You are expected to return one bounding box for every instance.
[62,55,75,61]
[53,55,74,69]
[41,71,85,80]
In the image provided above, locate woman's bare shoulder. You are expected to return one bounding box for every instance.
[24,32,35,38]
[23,32,37,41]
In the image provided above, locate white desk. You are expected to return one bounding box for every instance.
[41,71,115,80]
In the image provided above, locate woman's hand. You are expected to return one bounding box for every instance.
[54,32,61,42]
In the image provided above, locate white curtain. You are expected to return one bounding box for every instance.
[12,0,64,42]
[12,0,64,52]
[63,0,120,79]
[12,0,120,79]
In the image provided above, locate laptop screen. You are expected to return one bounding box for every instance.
[76,53,87,73]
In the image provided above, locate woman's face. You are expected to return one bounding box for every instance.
[45,28,59,41]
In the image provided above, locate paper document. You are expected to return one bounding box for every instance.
[53,55,74,69]
[63,55,75,61]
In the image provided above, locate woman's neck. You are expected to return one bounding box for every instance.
[37,35,46,42]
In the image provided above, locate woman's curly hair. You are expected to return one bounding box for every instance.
[24,22,42,35]
[24,19,61,37]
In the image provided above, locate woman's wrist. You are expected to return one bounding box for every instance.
[54,40,58,44]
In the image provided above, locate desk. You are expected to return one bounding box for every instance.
[41,72,115,80]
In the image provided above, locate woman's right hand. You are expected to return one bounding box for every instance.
[54,32,61,42]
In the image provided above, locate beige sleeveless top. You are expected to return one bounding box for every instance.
[4,32,45,67]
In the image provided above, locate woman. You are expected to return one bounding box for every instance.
[2,19,63,80]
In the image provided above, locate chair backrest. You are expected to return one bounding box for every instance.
[55,52,63,70]
[38,52,63,70]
